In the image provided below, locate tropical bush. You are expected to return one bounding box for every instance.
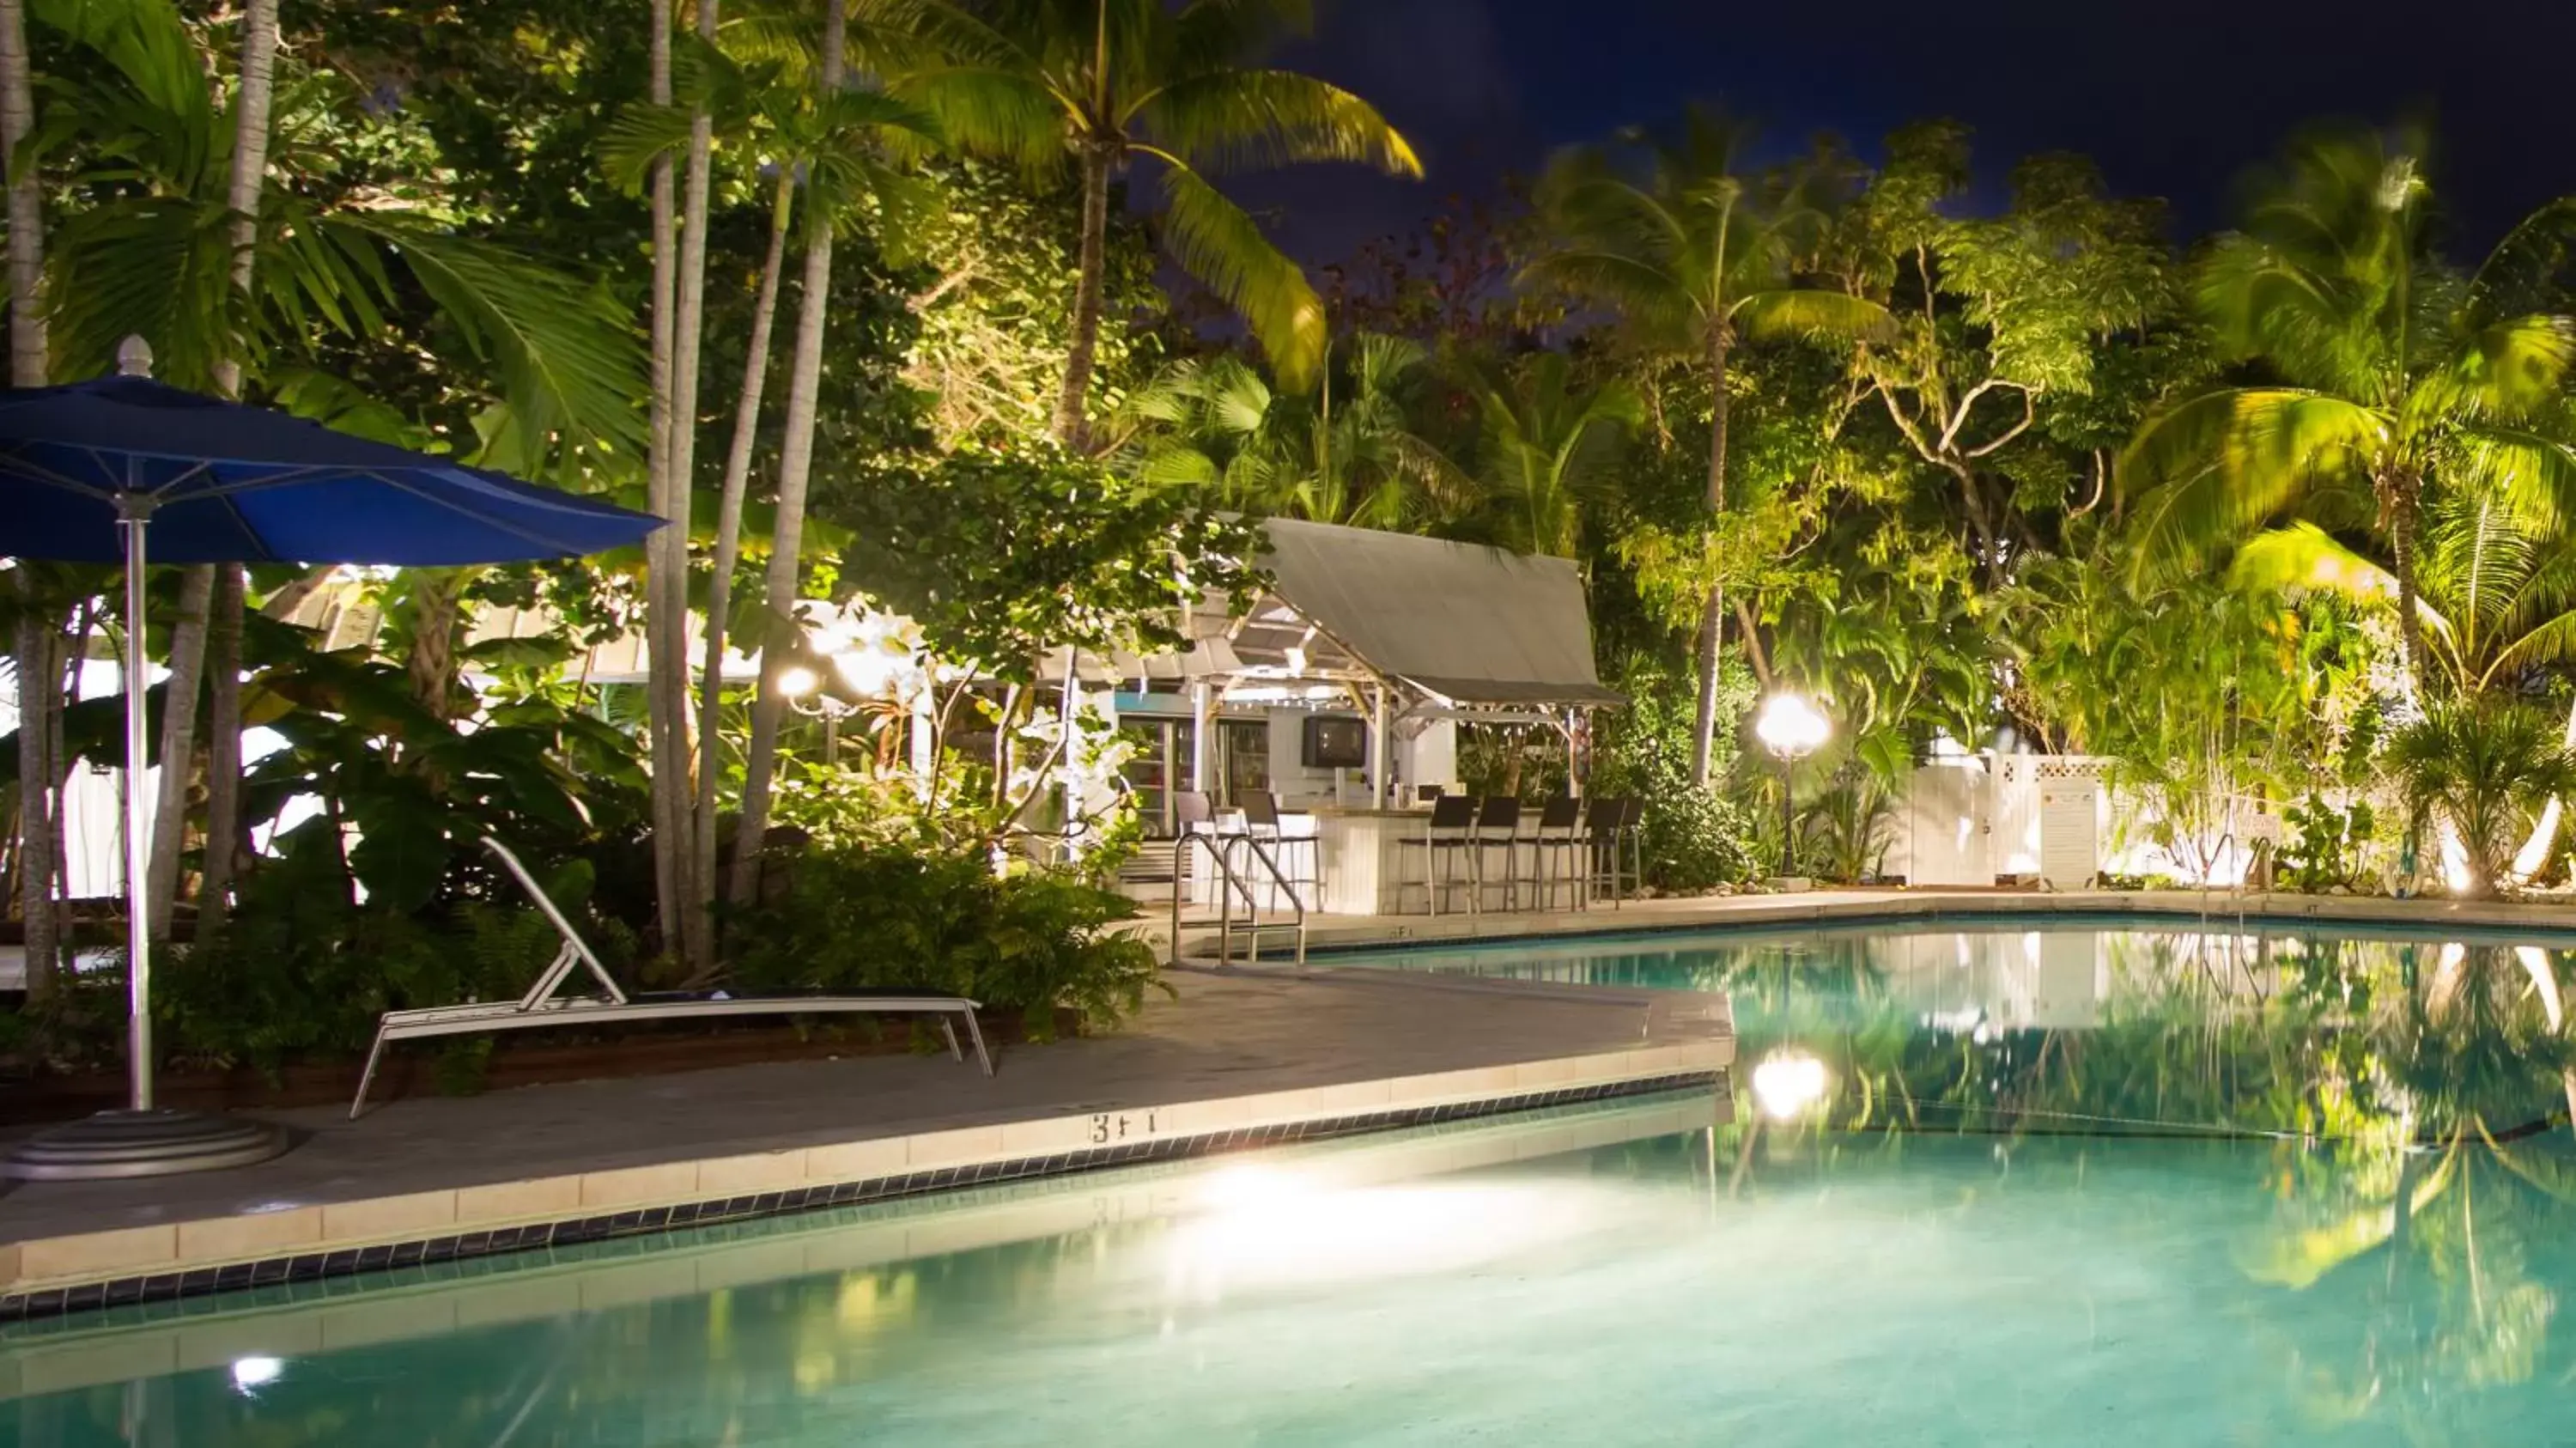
[726,843,1165,1038]
[2387,702,2576,897]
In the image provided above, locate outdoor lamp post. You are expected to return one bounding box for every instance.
[1754,692,1831,879]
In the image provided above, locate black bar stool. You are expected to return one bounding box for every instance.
[1528,794,1587,910]
[1588,797,1642,908]
[1394,793,1479,916]
[1472,795,1522,911]
[1236,790,1318,908]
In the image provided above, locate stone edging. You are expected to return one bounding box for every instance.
[0,1068,1723,1326]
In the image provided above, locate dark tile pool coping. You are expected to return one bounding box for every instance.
[0,1069,1722,1327]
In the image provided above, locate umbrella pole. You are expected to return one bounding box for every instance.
[120,504,153,1111]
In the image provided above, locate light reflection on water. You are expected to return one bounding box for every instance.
[8,922,2576,1445]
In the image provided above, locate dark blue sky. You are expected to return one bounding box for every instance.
[1241,0,2576,262]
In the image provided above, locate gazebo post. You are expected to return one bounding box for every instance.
[1190,681,1213,794]
[1369,683,1389,810]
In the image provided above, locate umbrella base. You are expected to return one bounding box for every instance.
[2,1109,290,1180]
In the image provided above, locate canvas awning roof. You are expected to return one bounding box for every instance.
[1230,519,1621,709]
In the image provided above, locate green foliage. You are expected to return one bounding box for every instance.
[833,440,1263,679]
[1591,652,1760,890]
[1800,769,1898,883]
[2388,700,2576,897]
[727,843,1166,1037]
[2278,795,2379,892]
[1127,332,1464,528]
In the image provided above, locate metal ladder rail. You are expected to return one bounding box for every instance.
[1169,833,1309,967]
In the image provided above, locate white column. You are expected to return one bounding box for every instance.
[1369,684,1389,810]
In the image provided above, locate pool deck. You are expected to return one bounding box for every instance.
[0,967,1730,1315]
[1166,885,2576,958]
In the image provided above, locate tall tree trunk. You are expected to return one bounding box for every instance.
[2386,471,2429,694]
[1052,143,1111,451]
[144,564,215,941]
[652,0,720,973]
[0,0,40,384]
[642,0,686,957]
[198,564,245,931]
[1688,325,1733,786]
[12,574,58,993]
[3,0,57,990]
[694,170,793,939]
[728,0,847,908]
[197,0,278,940]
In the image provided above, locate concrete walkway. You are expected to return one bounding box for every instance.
[0,967,1727,1304]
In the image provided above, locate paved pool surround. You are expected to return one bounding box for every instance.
[0,969,1730,1322]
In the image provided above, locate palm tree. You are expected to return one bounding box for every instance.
[1457,351,1639,559]
[1525,106,1893,783]
[1132,332,1461,527]
[2122,125,2576,691]
[898,0,1420,449]
[1,0,58,989]
[2232,486,2576,881]
[26,0,645,935]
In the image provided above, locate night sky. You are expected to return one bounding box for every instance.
[1243,0,2576,263]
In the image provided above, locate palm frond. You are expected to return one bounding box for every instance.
[2226,522,2406,607]
[1141,70,1419,176]
[2120,388,2386,580]
[346,218,647,472]
[891,64,1067,174]
[2463,196,2576,329]
[1732,287,1897,345]
[598,102,700,198]
[1157,163,1323,390]
[2449,425,2576,536]
[28,0,211,146]
[1517,252,1698,343]
[2412,314,2576,426]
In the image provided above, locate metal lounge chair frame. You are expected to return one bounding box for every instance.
[349,837,993,1118]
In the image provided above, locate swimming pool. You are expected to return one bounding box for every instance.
[9,918,2576,1444]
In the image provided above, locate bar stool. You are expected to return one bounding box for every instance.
[1587,797,1642,908]
[1393,793,1479,916]
[1236,790,1318,908]
[1528,795,1588,911]
[1471,795,1522,911]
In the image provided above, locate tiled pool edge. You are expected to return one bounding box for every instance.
[0,1049,1727,1323]
[1264,889,2576,958]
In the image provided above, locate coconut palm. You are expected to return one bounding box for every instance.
[20,0,644,940]
[1524,106,1893,783]
[1132,332,1460,528]
[896,0,1420,449]
[1456,351,1640,559]
[2232,482,2576,881]
[2122,125,2576,691]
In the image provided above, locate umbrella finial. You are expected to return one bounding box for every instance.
[114,336,154,378]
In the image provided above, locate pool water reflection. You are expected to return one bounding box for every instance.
[7,919,2576,1445]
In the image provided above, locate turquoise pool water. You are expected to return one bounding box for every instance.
[9,919,2576,1445]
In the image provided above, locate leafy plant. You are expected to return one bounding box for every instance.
[2278,794,2379,892]
[2388,701,2576,897]
[727,842,1166,1038]
[1801,770,1897,883]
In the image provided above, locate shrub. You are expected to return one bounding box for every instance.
[726,842,1165,1037]
[2388,700,2576,897]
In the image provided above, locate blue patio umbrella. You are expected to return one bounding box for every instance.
[0,344,662,1177]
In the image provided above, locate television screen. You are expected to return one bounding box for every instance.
[1303,715,1367,769]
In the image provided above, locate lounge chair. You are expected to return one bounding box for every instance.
[349,837,992,1118]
